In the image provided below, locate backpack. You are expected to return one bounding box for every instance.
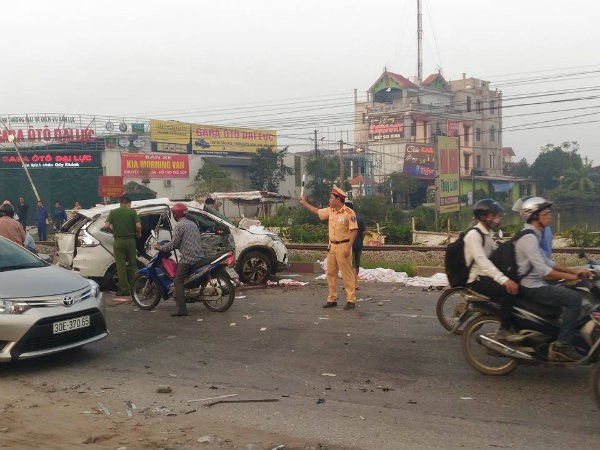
[445,227,484,287]
[489,229,536,282]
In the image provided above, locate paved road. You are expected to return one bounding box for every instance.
[3,273,600,449]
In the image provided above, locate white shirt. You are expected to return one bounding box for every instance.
[464,222,509,285]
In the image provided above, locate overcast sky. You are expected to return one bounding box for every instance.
[2,0,599,164]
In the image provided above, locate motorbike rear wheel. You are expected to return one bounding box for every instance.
[590,362,600,408]
[132,275,161,310]
[201,269,235,312]
[462,315,518,376]
[436,287,471,334]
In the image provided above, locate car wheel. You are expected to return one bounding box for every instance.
[100,261,144,292]
[239,251,272,284]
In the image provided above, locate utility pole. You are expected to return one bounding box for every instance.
[313,129,321,205]
[338,139,345,187]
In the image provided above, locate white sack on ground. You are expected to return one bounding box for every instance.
[316,257,448,287]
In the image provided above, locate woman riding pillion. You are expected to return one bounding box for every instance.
[464,199,519,340]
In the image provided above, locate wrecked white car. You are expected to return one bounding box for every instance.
[56,198,288,290]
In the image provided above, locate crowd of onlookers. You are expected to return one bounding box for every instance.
[0,197,81,245]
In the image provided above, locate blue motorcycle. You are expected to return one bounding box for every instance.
[132,243,238,313]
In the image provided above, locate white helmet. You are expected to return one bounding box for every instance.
[517,196,553,222]
[511,195,532,213]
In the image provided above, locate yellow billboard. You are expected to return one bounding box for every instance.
[150,120,190,145]
[436,136,460,213]
[191,124,277,153]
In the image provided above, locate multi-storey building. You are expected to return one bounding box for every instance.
[354,71,504,182]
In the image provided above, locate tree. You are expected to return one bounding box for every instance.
[248,146,294,192]
[530,141,583,194]
[191,162,237,198]
[385,172,422,208]
[305,155,339,207]
[560,163,596,192]
[503,157,530,178]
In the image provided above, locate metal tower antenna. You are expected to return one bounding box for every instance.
[417,0,423,83]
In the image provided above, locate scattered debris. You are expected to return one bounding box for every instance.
[267,279,309,287]
[272,445,286,450]
[187,393,238,403]
[157,385,172,394]
[243,315,252,319]
[204,398,279,408]
[321,373,336,377]
[97,402,110,416]
[259,327,267,332]
[235,295,247,299]
[316,398,325,404]
[196,318,204,322]
[460,396,473,400]
[125,400,135,418]
[198,435,217,443]
[317,316,330,320]
[230,322,237,327]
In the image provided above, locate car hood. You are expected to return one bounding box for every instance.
[0,265,90,298]
[242,225,276,236]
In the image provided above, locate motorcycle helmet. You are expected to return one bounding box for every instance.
[171,203,187,221]
[518,196,553,223]
[511,195,532,213]
[473,199,504,219]
[0,203,14,217]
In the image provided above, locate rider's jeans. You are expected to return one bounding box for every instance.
[470,276,515,329]
[173,257,213,313]
[519,285,582,345]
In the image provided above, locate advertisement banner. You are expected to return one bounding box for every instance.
[121,153,189,179]
[0,151,102,169]
[191,124,277,154]
[403,144,435,178]
[447,120,458,137]
[436,136,460,213]
[99,176,124,198]
[0,114,96,150]
[368,116,404,140]
[150,119,190,145]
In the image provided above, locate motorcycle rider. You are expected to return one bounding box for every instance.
[153,203,210,317]
[514,196,592,361]
[464,199,519,340]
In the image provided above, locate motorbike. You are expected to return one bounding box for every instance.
[461,275,600,376]
[132,241,239,313]
[437,250,600,335]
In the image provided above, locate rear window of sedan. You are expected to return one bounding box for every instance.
[0,238,47,271]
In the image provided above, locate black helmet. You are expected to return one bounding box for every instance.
[0,203,14,217]
[473,199,504,219]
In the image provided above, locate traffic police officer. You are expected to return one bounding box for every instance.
[299,185,358,310]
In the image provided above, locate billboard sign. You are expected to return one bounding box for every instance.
[150,119,190,145]
[0,151,102,169]
[191,124,277,154]
[368,116,404,140]
[436,136,460,213]
[98,176,124,198]
[0,114,96,150]
[403,144,435,178]
[121,153,189,179]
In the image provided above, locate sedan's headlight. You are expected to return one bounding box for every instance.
[87,279,100,298]
[0,299,30,314]
[78,229,100,247]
